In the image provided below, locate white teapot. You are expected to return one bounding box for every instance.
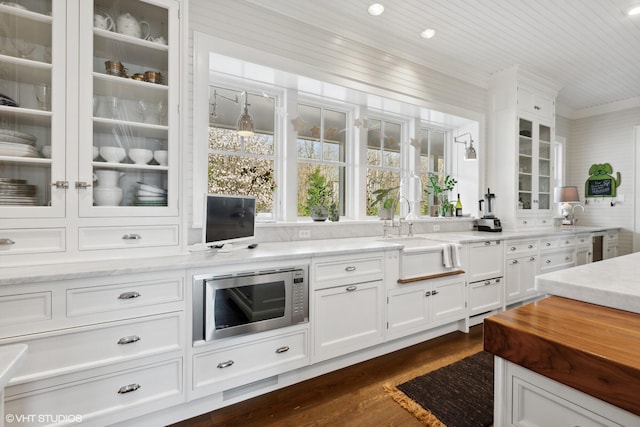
[94,12,114,31]
[116,12,150,39]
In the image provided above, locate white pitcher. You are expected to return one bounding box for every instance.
[93,170,124,188]
[94,12,114,31]
[116,12,150,39]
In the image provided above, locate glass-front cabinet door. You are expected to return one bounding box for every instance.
[0,0,65,218]
[517,117,552,213]
[77,0,178,217]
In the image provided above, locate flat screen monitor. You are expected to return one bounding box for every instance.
[203,194,256,248]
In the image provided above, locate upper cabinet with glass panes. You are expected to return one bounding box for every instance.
[77,0,179,216]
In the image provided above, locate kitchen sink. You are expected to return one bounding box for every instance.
[377,236,445,250]
[377,236,454,280]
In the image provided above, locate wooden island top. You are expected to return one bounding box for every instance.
[484,296,640,416]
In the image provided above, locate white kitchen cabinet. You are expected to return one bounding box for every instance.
[0,0,182,264]
[575,233,592,266]
[387,276,466,340]
[468,240,503,282]
[488,68,557,230]
[505,254,538,304]
[495,358,639,427]
[469,277,502,316]
[604,229,619,260]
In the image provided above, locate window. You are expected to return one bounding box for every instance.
[207,86,276,215]
[366,119,402,215]
[419,128,446,215]
[296,103,347,216]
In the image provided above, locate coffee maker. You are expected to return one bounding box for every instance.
[477,188,502,232]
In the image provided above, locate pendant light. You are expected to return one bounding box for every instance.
[237,93,255,137]
[454,132,477,160]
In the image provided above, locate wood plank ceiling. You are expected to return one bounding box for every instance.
[244,0,640,113]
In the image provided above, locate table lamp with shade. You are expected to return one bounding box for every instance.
[554,186,583,225]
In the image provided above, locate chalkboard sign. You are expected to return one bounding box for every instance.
[587,178,613,196]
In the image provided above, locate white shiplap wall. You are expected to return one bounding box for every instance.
[566,107,640,255]
[184,0,488,242]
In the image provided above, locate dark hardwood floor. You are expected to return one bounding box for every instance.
[170,325,484,427]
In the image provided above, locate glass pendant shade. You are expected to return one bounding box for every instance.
[237,103,255,137]
[465,141,477,160]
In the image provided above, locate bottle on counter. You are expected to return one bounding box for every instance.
[455,193,462,217]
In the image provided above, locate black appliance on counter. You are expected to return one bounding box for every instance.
[478,188,502,232]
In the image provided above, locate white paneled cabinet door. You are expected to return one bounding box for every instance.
[505,255,537,303]
[517,118,552,215]
[77,0,179,217]
[313,280,384,362]
[0,0,66,219]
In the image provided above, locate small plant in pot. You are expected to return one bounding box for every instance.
[425,174,457,217]
[306,167,334,222]
[370,186,399,220]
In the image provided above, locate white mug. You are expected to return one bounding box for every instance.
[94,13,114,31]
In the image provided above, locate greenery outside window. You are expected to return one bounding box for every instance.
[366,119,402,216]
[296,103,347,217]
[207,86,276,215]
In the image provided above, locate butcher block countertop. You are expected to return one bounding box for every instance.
[484,296,640,416]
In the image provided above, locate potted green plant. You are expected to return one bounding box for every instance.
[425,174,457,217]
[369,186,399,220]
[306,167,334,221]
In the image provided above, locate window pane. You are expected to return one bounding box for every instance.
[367,119,382,166]
[297,104,321,140]
[323,109,345,162]
[366,169,400,216]
[208,153,275,212]
[298,138,321,160]
[297,163,343,216]
[209,127,240,152]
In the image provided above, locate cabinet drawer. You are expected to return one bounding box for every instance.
[539,238,560,250]
[312,254,383,289]
[558,236,575,247]
[505,240,537,255]
[6,358,183,426]
[7,312,182,384]
[193,329,309,393]
[539,250,574,272]
[468,240,503,282]
[78,225,178,251]
[0,291,52,332]
[0,228,65,255]
[576,234,591,245]
[469,278,503,316]
[67,276,183,317]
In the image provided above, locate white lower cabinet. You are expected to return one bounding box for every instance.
[387,276,466,340]
[313,280,384,362]
[469,278,502,316]
[497,358,639,427]
[505,255,538,303]
[192,328,309,398]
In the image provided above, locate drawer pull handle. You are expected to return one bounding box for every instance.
[528,245,533,249]
[275,346,290,354]
[118,291,141,300]
[117,383,141,394]
[512,259,518,264]
[530,257,535,261]
[484,241,490,246]
[565,256,571,261]
[510,246,516,251]
[0,238,15,246]
[117,335,141,345]
[425,291,431,297]
[345,266,356,272]
[122,233,142,240]
[546,242,551,246]
[522,220,528,224]
[431,290,439,295]
[346,285,358,292]
[546,259,551,264]
[217,360,234,369]
[484,281,491,286]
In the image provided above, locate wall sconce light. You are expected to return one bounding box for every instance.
[554,186,584,225]
[453,132,477,160]
[210,89,255,137]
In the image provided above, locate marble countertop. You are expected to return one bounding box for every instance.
[536,251,640,314]
[0,226,618,287]
[0,344,27,390]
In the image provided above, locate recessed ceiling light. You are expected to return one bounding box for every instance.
[628,5,640,15]
[368,3,384,16]
[420,28,436,39]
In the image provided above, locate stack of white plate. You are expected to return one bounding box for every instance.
[0,129,40,158]
[133,182,167,206]
[0,178,39,205]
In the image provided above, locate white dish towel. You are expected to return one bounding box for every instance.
[442,243,462,268]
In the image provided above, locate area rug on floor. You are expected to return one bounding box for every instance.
[384,351,494,427]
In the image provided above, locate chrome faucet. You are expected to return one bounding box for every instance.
[382,197,413,238]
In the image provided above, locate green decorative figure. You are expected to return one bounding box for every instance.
[585,163,621,197]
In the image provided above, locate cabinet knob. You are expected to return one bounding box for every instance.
[275,346,290,354]
[546,242,551,246]
[345,266,356,272]
[425,291,431,297]
[534,105,541,111]
[510,246,516,251]
[345,285,358,292]
[511,259,518,264]
[0,238,15,246]
[528,245,533,249]
[565,256,571,261]
[530,257,535,261]
[118,291,141,300]
[484,281,491,286]
[431,290,439,295]
[117,335,141,345]
[546,259,551,264]
[217,360,234,369]
[484,241,490,246]
[117,383,141,394]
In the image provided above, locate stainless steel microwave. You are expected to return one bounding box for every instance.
[192,266,308,344]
